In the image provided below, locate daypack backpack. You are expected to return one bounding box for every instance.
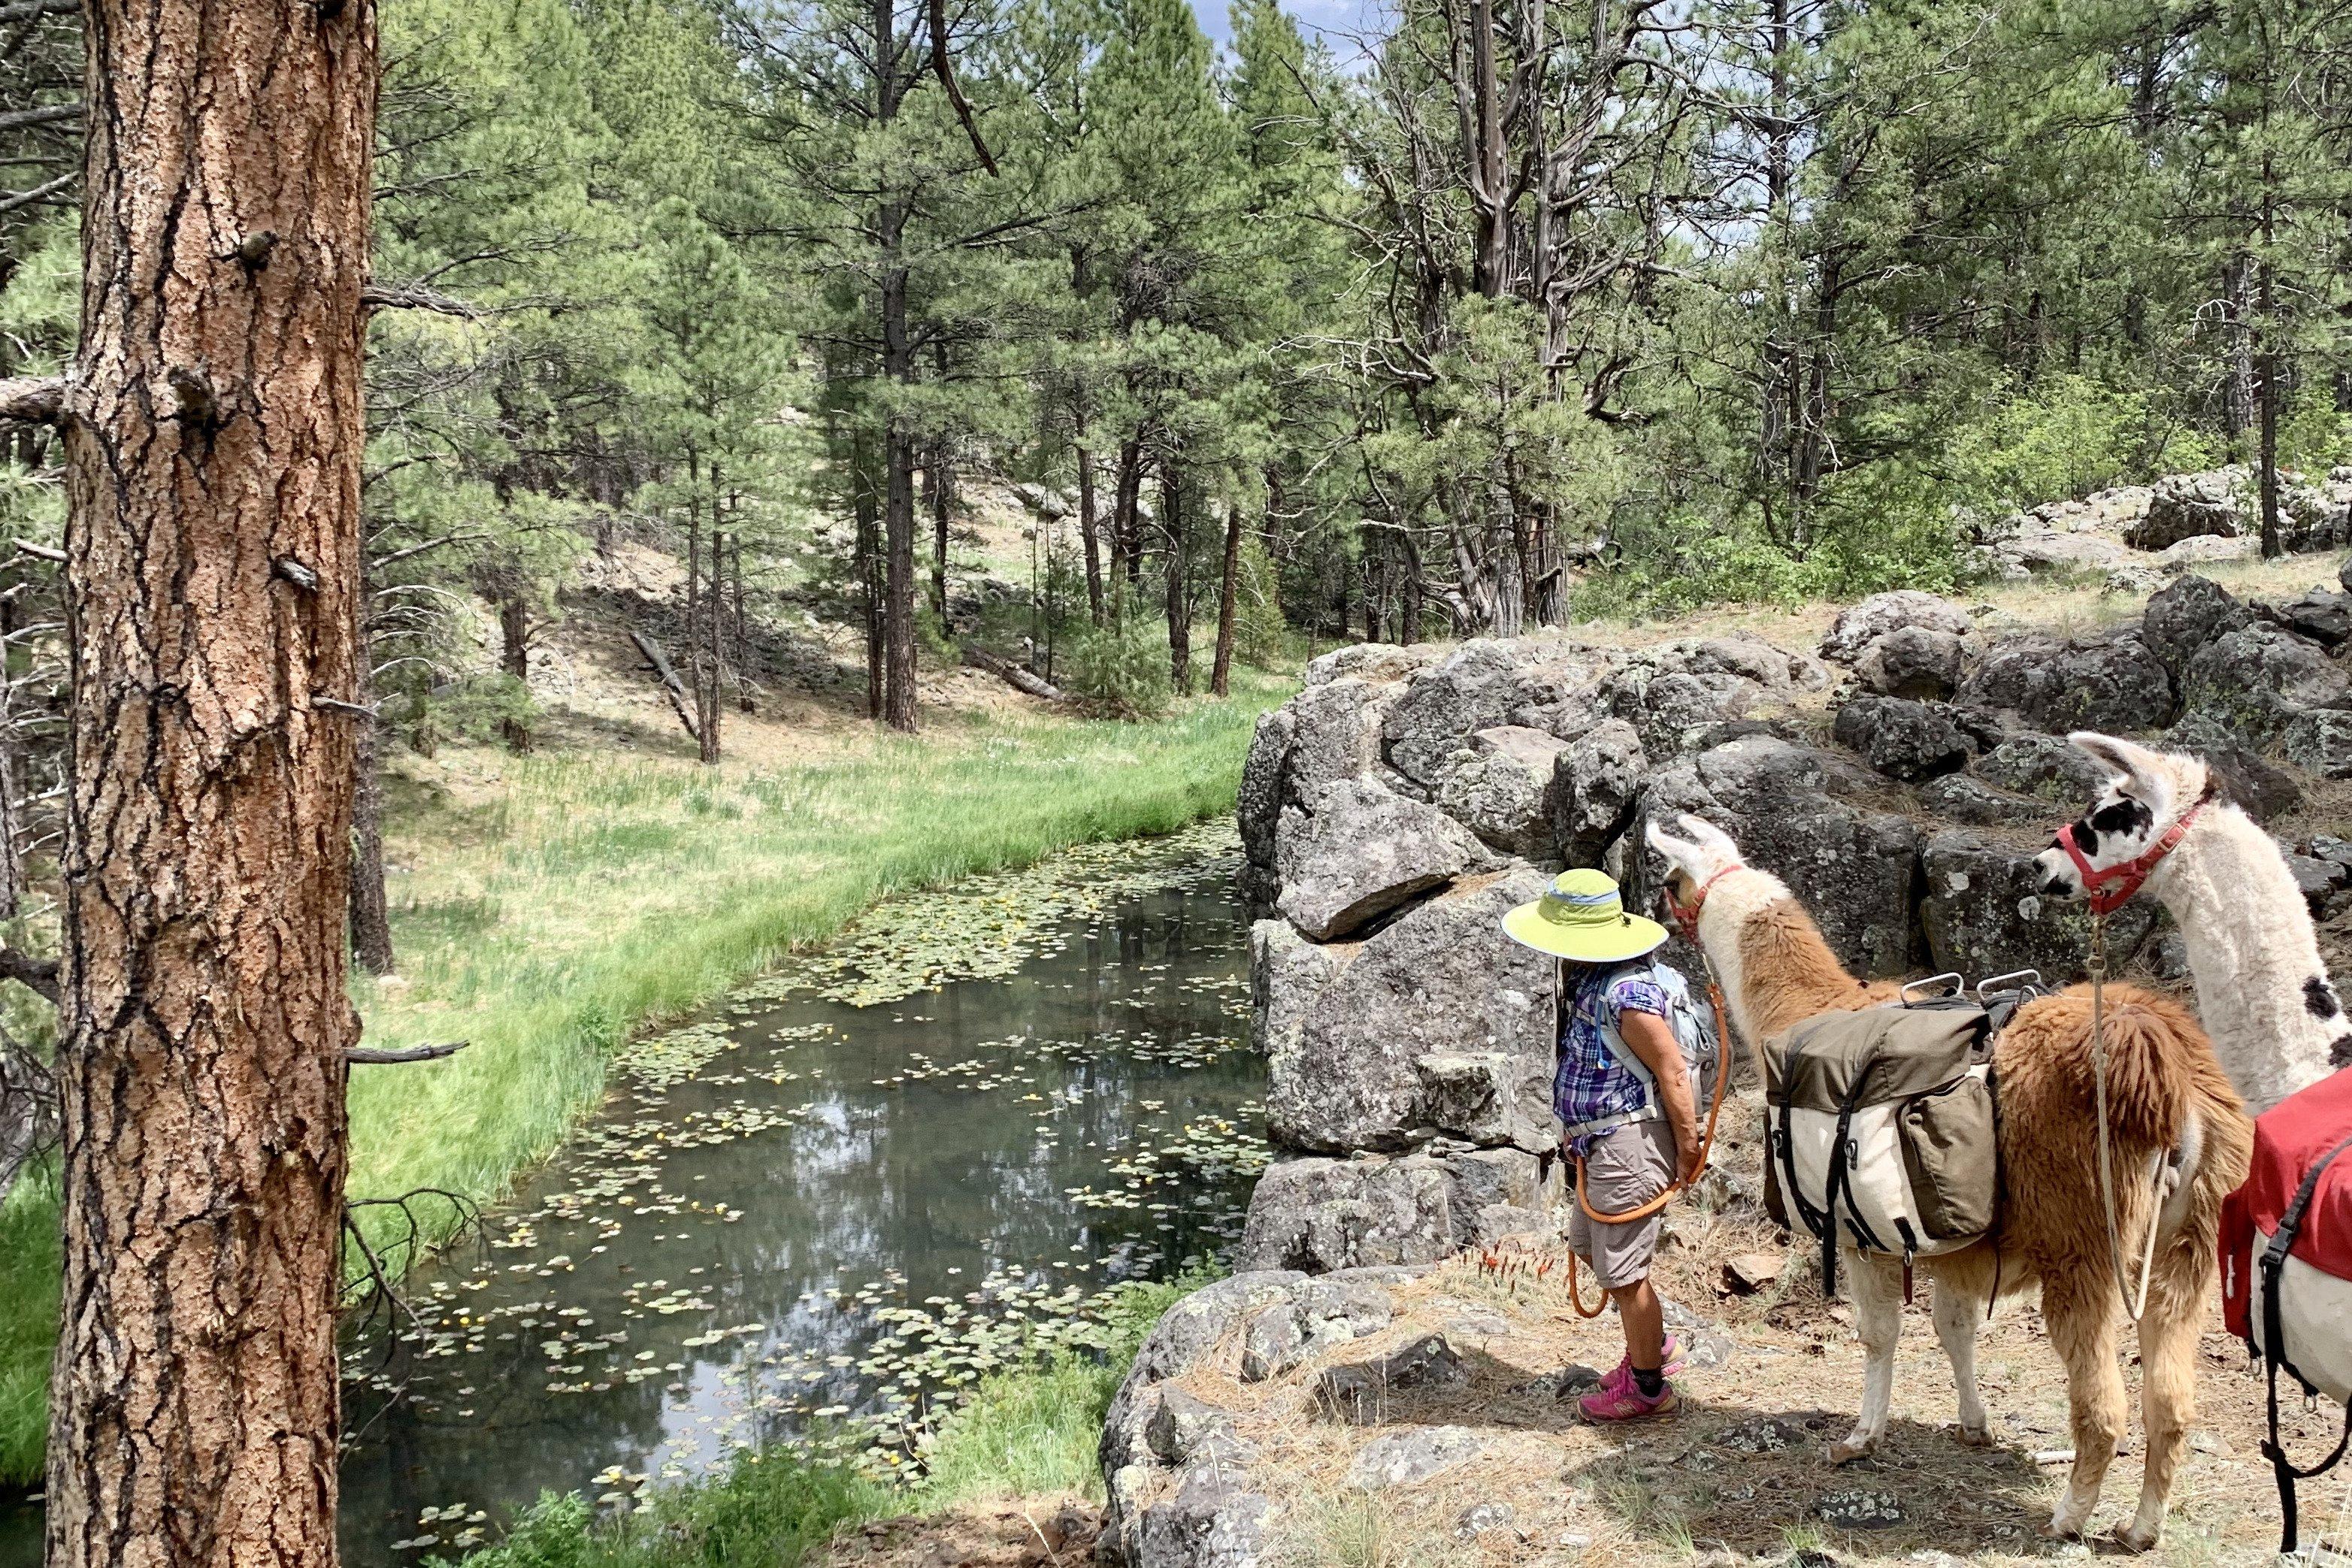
[1763,975,2031,1296]
[2220,1067,2352,1553]
[1584,958,1725,1131]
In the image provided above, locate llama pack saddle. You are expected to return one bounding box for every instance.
[1763,975,2033,1295]
[2220,1066,2352,1552]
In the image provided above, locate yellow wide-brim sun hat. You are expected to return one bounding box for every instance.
[1500,867,1669,963]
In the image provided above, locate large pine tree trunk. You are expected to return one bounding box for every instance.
[48,0,374,1563]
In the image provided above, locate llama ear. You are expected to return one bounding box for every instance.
[1679,813,1739,856]
[1646,816,1700,865]
[2067,731,2172,801]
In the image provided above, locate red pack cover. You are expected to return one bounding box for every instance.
[2221,1068,2352,1341]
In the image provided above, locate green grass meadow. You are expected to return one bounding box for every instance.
[0,670,1288,1487]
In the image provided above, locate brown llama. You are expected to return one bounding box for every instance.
[1649,813,2251,1552]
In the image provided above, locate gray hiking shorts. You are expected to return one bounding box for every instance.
[1566,1118,1676,1289]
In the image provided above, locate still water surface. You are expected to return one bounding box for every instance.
[0,826,1262,1568]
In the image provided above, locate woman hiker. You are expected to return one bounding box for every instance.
[1503,867,1709,1421]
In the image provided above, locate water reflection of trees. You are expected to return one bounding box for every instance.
[340,877,1261,1567]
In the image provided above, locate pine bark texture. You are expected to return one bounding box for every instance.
[47,1,374,1565]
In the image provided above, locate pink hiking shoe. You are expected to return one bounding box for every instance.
[1611,1333,1686,1383]
[1578,1362,1680,1423]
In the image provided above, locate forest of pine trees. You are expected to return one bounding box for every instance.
[0,0,2349,1559]
[7,0,2352,751]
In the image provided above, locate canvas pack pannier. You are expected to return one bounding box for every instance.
[2220,1066,2352,1552]
[1763,983,2011,1294]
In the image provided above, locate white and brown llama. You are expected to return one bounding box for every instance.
[2034,731,2346,1112]
[1648,812,2251,1552]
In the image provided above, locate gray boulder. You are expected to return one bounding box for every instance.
[1956,628,2173,734]
[1382,642,1523,788]
[1821,592,1974,664]
[1832,697,1972,781]
[2281,589,2352,647]
[1918,830,2157,982]
[2179,622,2352,746]
[2284,708,2352,780]
[1346,1426,1486,1491]
[1235,710,1294,910]
[1238,1305,1305,1383]
[2163,713,2305,820]
[2157,533,2255,570]
[1273,779,1485,942]
[1135,1468,1270,1568]
[1304,643,1439,688]
[1550,717,1646,867]
[1264,870,1554,1153]
[1916,774,2051,828]
[1284,678,1388,802]
[1298,1274,1398,1341]
[1314,1333,1468,1424]
[1854,625,1967,700]
[1435,726,1567,858]
[1972,734,2109,804]
[2142,574,2252,677]
[2133,469,2246,550]
[1146,1389,1239,1467]
[1236,1146,1554,1273]
[1250,920,1346,1061]
[1647,735,1920,976]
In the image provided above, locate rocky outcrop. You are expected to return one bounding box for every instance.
[1098,1266,1421,1564]
[1969,465,2352,580]
[1273,778,1488,940]
[1237,573,2352,1285]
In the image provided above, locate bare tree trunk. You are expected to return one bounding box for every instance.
[1112,439,1143,586]
[882,420,919,732]
[1076,441,1103,624]
[1162,460,1191,695]
[0,590,25,922]
[927,438,952,620]
[495,592,530,753]
[855,464,882,721]
[731,531,752,711]
[2223,253,2257,443]
[1210,496,1243,697]
[48,0,374,1563]
[349,614,393,976]
[698,531,725,763]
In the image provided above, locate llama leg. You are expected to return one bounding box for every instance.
[1830,1249,1902,1465]
[2042,1281,2125,1541]
[2116,1276,2201,1551]
[1931,1267,1993,1447]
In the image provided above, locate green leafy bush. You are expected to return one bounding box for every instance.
[1063,592,1171,719]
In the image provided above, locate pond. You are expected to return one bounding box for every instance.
[0,822,1265,1568]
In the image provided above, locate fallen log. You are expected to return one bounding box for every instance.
[961,643,1067,702]
[628,629,701,741]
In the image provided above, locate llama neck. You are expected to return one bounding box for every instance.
[2150,806,2339,1114]
[1696,870,1874,1048]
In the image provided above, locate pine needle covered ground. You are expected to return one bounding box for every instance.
[0,670,1290,1487]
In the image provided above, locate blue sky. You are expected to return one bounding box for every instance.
[1192,0,1384,58]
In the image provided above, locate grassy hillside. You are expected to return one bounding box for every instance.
[0,670,1291,1487]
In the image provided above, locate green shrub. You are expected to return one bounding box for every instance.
[1064,593,1171,719]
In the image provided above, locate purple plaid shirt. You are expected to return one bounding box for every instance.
[1554,960,1675,1153]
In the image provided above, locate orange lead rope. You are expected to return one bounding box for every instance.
[1565,977,1737,1319]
